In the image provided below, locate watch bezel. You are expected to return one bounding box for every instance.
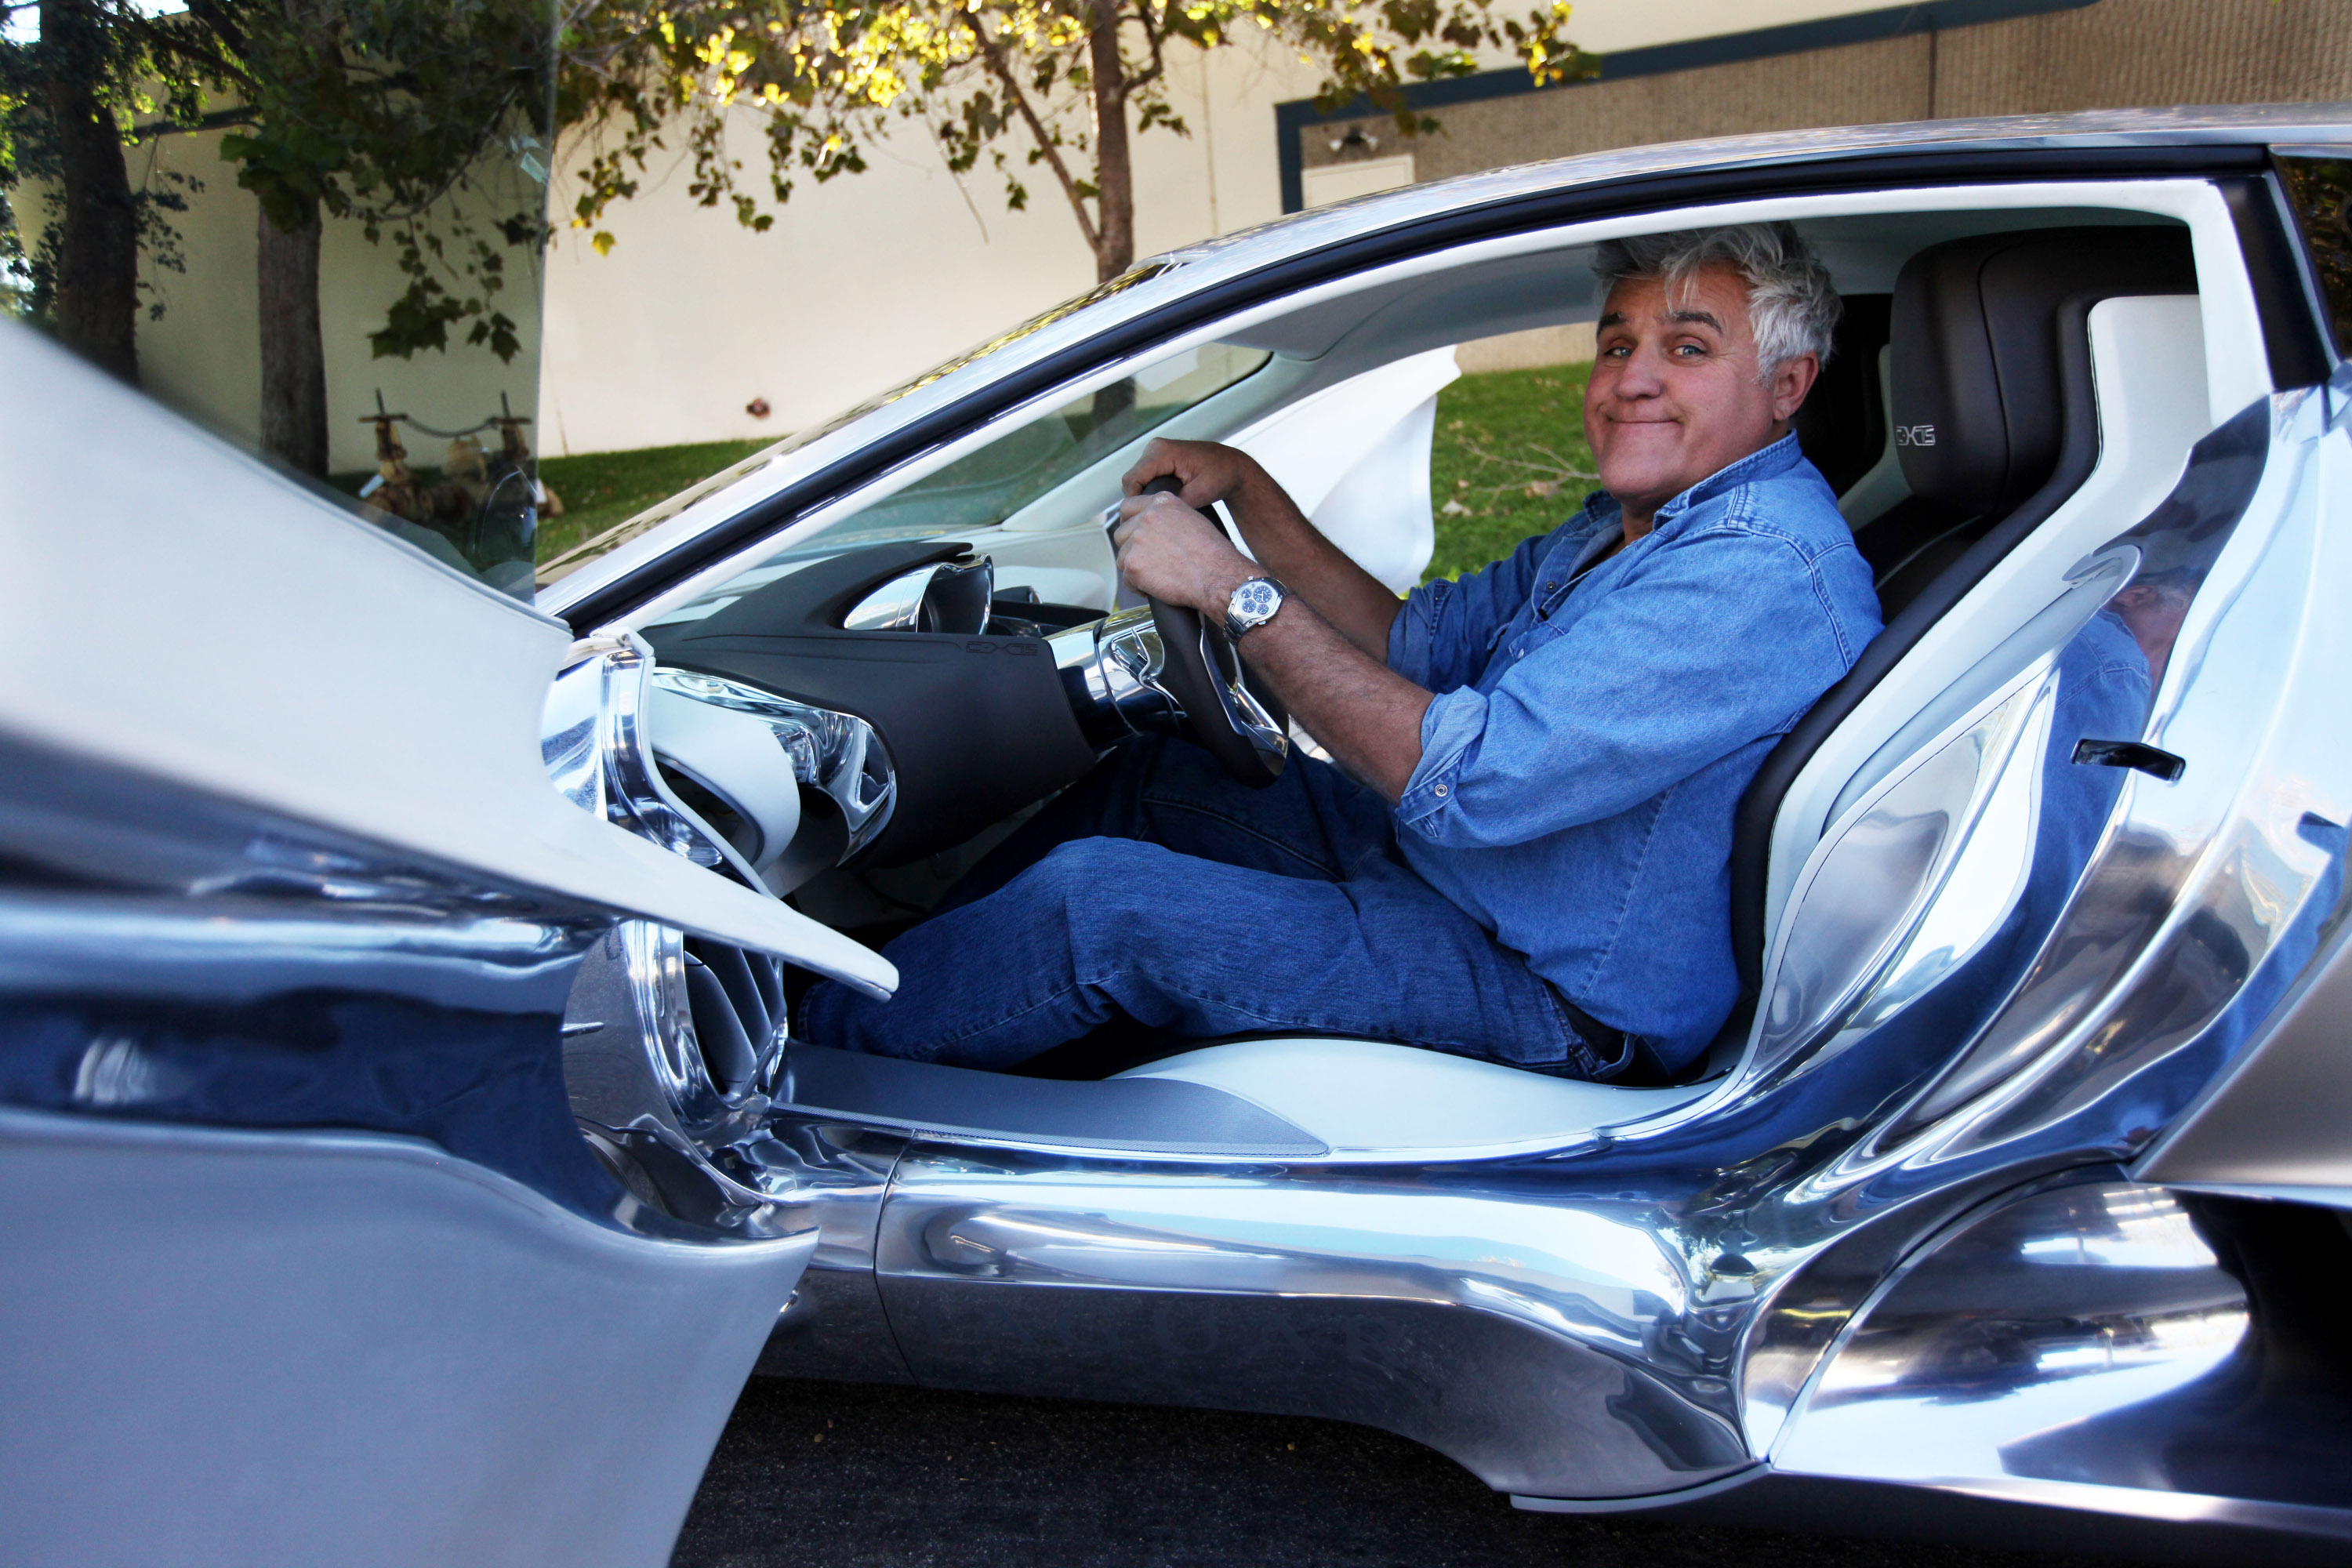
[1224,576,1287,641]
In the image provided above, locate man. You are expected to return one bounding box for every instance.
[806,223,1882,1081]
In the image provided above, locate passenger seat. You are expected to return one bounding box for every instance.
[1858,227,2198,617]
[1726,222,2200,1018]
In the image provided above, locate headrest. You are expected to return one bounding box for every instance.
[1889,226,2197,517]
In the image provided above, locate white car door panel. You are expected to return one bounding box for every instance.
[0,318,851,1568]
[0,324,892,996]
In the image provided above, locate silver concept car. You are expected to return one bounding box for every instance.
[9,106,2352,1566]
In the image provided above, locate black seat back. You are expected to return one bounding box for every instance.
[1790,292,1892,496]
[1715,223,2199,1053]
[1855,227,2198,617]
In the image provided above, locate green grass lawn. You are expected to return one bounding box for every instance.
[535,438,773,562]
[1425,361,1596,583]
[522,361,1594,579]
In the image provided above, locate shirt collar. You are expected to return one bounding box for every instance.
[1652,433,1804,526]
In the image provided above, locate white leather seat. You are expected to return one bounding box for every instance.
[1116,1038,1712,1156]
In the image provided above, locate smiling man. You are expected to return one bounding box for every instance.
[807,223,1882,1081]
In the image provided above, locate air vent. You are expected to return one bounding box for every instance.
[681,937,785,1098]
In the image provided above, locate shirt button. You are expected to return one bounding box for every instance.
[1434,783,1450,797]
[1544,582,1559,592]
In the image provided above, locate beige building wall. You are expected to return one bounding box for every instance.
[532,36,1330,457]
[531,0,1924,456]
[1934,0,2352,112]
[39,126,550,475]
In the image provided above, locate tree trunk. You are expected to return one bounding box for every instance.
[1086,11,1134,283]
[257,205,328,477]
[39,0,139,382]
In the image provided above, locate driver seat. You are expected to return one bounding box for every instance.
[1112,1037,1712,1155]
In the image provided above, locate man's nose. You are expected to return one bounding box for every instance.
[1610,341,1669,397]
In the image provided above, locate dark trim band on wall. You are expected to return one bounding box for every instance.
[1275,0,2105,212]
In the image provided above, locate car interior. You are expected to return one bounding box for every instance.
[614,194,2227,1160]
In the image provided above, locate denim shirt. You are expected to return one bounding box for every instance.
[1386,435,1882,1072]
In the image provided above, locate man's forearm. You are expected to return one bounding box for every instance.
[1207,563,1432,802]
[1222,468,1407,662]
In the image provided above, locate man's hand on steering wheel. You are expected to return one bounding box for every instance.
[1120,437,1259,513]
[1110,488,1256,619]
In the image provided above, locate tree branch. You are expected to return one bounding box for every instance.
[964,14,1097,252]
[1130,0,1167,94]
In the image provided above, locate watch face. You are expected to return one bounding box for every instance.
[1236,581,1280,621]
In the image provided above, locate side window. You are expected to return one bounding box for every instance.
[2275,152,2352,358]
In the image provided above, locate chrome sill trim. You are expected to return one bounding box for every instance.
[1917,1475,2352,1541]
[1512,1465,1768,1514]
[2156,1181,2352,1212]
[779,1116,1330,1163]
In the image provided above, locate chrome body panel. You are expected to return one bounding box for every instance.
[873,1146,1744,1499]
[2140,911,2352,1199]
[748,1118,917,1385]
[1773,1179,2252,1489]
[0,1105,812,1568]
[2136,379,2352,1201]
[0,733,819,1565]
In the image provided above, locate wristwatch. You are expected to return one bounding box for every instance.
[1223,575,1289,641]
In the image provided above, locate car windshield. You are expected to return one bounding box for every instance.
[643,339,1269,629]
[536,263,1183,586]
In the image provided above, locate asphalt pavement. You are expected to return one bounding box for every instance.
[673,1377,2118,1568]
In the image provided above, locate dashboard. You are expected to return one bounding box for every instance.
[641,540,1109,894]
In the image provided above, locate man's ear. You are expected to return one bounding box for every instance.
[1769,354,1820,423]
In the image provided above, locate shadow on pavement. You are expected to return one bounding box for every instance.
[675,1378,2121,1568]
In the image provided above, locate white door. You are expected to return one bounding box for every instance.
[0,321,880,1568]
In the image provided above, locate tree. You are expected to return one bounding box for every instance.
[0,0,208,380]
[197,0,554,474]
[561,0,1593,285]
[2,0,550,472]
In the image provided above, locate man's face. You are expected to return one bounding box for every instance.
[1584,261,1819,529]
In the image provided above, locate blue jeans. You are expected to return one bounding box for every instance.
[801,737,1612,1077]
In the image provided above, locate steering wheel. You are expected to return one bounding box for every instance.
[1134,477,1288,789]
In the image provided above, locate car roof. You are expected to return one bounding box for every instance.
[545,103,2350,625]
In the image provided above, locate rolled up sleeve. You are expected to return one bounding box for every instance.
[1394,684,1493,829]
[1395,529,1864,849]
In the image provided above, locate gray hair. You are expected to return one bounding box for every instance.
[1590,223,1841,383]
